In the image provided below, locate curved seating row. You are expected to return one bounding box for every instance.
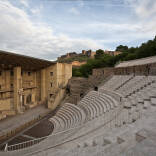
[2,75,156,155]
[78,91,119,121]
[49,103,86,133]
[49,90,120,132]
[52,75,156,156]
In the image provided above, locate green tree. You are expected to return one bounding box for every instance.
[72,35,156,78]
[116,45,128,52]
[72,68,83,77]
[95,49,104,59]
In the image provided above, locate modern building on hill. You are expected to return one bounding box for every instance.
[0,50,72,120]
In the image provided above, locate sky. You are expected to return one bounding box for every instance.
[0,0,156,61]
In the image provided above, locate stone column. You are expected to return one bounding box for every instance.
[41,69,46,101]
[33,71,37,103]
[34,71,37,87]
[13,67,22,113]
[5,70,10,90]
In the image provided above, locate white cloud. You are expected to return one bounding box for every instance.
[31,4,43,15]
[87,23,141,32]
[1,0,156,60]
[0,1,103,60]
[69,7,80,15]
[20,0,29,8]
[126,0,156,19]
[79,0,84,7]
[125,0,156,34]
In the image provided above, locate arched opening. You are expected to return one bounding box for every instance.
[133,66,135,76]
[26,94,32,104]
[103,70,105,75]
[22,95,25,106]
[94,86,98,91]
[66,87,70,95]
[146,65,150,76]
[80,93,84,98]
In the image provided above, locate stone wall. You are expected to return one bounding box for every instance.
[149,63,156,75]
[0,63,72,120]
[114,63,156,76]
[91,62,156,77]
[90,67,114,86]
[65,77,90,104]
[64,62,156,105]
[47,63,72,110]
[64,67,114,105]
[104,50,122,56]
[0,68,41,119]
[92,67,114,78]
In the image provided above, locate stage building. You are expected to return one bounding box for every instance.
[0,50,72,120]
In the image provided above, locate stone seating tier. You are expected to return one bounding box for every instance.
[2,75,156,156]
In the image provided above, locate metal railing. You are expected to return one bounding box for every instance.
[0,111,50,149]
[98,89,123,102]
[7,137,46,151]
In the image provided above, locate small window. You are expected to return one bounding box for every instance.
[0,71,2,76]
[21,71,23,76]
[26,94,32,104]
[50,83,53,87]
[10,71,14,76]
[0,85,1,90]
[50,72,53,76]
[50,94,54,98]
[11,84,13,88]
[0,93,2,98]
[28,72,31,76]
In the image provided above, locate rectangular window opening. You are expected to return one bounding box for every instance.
[50,94,54,98]
[50,72,53,76]
[10,71,14,76]
[28,72,31,76]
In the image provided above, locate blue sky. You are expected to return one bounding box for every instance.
[0,0,156,60]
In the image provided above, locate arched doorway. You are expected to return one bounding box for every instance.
[94,86,98,91]
[22,95,25,106]
[80,93,84,98]
[26,94,32,104]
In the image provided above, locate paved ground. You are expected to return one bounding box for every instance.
[24,120,54,138]
[0,105,51,136]
[0,105,62,147]
[7,119,54,146]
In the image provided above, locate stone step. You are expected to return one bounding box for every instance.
[151,97,156,106]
